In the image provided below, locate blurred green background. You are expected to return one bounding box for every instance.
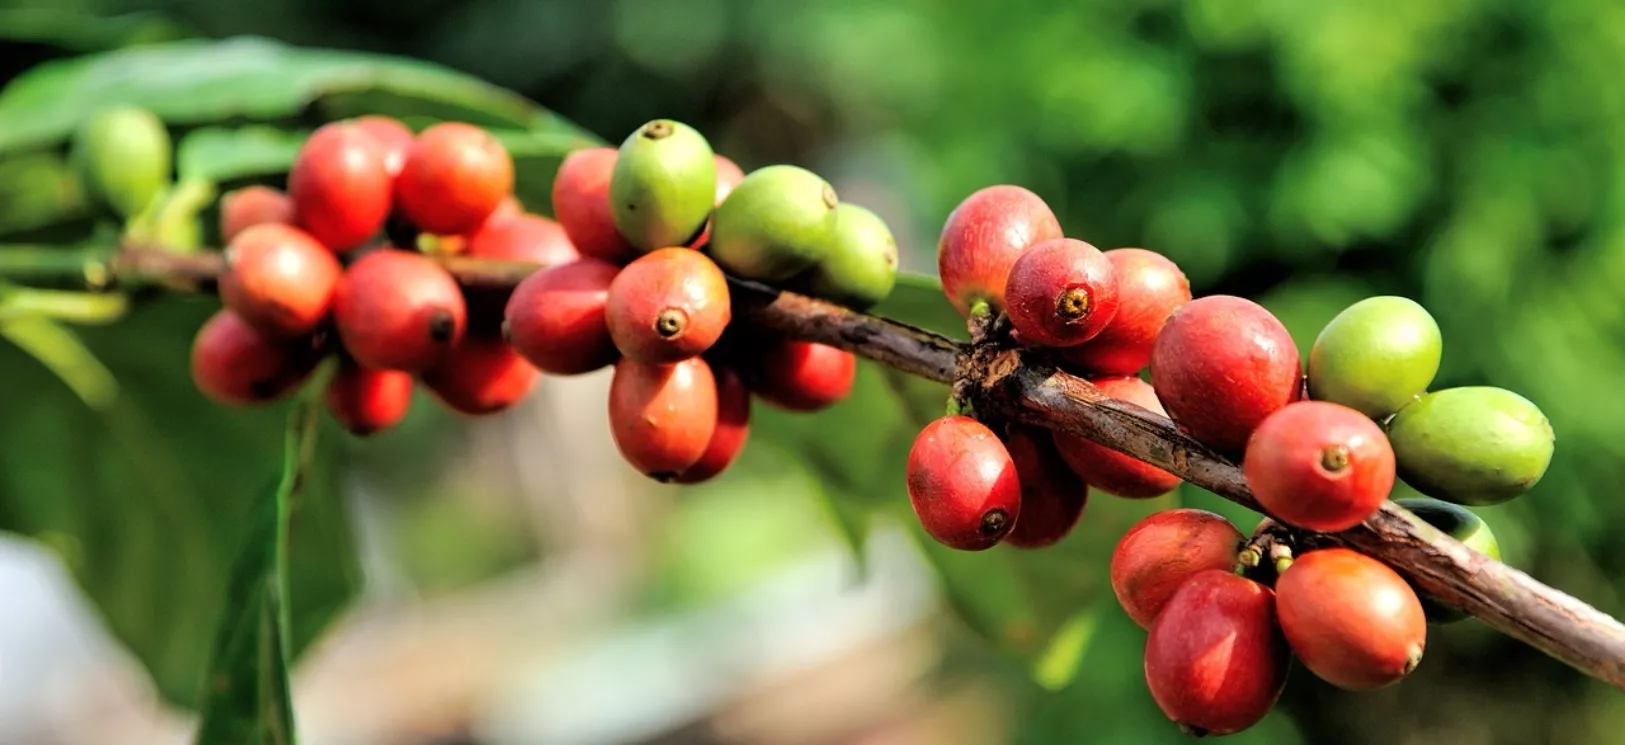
[0,0,1623,744]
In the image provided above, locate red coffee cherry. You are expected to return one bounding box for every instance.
[396,122,515,236]
[1060,248,1190,376]
[421,335,541,416]
[466,212,580,267]
[1052,376,1183,498]
[1110,508,1244,629]
[1244,401,1396,532]
[333,248,467,372]
[351,115,414,177]
[552,147,639,264]
[605,247,731,365]
[937,184,1063,317]
[1001,425,1087,549]
[190,309,319,406]
[742,338,856,412]
[1004,238,1120,347]
[220,185,293,243]
[325,361,414,436]
[608,356,719,481]
[1144,570,1290,737]
[1275,548,1427,691]
[1149,295,1302,454]
[288,121,393,252]
[503,258,621,375]
[906,415,1022,551]
[672,364,752,484]
[219,223,343,339]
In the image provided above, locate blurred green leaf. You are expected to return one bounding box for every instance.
[868,271,967,341]
[0,151,92,237]
[0,8,194,51]
[176,126,307,184]
[0,314,118,408]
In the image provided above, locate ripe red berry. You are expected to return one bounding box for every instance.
[553,147,639,265]
[1052,376,1183,498]
[742,338,856,412]
[325,361,414,436]
[351,115,414,177]
[1109,509,1243,628]
[333,248,467,372]
[218,223,342,339]
[1144,570,1289,737]
[466,212,580,267]
[396,122,514,236]
[503,258,621,375]
[219,185,293,243]
[1001,425,1087,549]
[672,364,752,484]
[421,335,541,416]
[1275,548,1427,691]
[906,415,1022,551]
[1244,401,1396,532]
[288,121,393,252]
[1061,248,1190,376]
[605,247,731,365]
[1003,238,1119,347]
[937,185,1063,318]
[608,356,719,481]
[190,309,319,406]
[1149,295,1301,453]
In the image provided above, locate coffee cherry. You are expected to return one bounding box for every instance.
[1060,248,1191,376]
[1144,570,1289,737]
[503,258,620,375]
[421,336,541,416]
[605,247,731,365]
[325,361,414,436]
[1001,425,1087,549]
[710,165,839,282]
[1275,548,1427,690]
[1052,376,1182,498]
[1244,400,1396,532]
[608,356,719,481]
[220,185,294,243]
[609,119,717,252]
[1308,296,1442,420]
[333,248,467,372]
[1004,238,1119,347]
[1110,509,1244,629]
[218,223,343,339]
[713,154,746,204]
[936,185,1063,318]
[72,105,171,219]
[396,122,515,236]
[288,121,393,252]
[1149,295,1301,454]
[190,309,319,406]
[553,147,639,264]
[1393,497,1501,622]
[672,364,752,485]
[906,415,1021,551]
[463,212,583,332]
[1386,386,1554,506]
[350,115,414,177]
[794,203,899,311]
[740,338,856,412]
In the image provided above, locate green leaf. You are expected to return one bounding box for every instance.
[0,314,118,408]
[869,271,967,341]
[176,126,307,184]
[0,7,194,51]
[0,151,93,237]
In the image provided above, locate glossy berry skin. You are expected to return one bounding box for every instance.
[552,147,639,264]
[1061,248,1191,376]
[1001,425,1087,549]
[288,121,394,252]
[741,339,856,412]
[421,336,541,416]
[1275,548,1427,691]
[219,223,343,339]
[1053,376,1182,498]
[1244,401,1396,532]
[672,364,752,484]
[1004,238,1120,347]
[1386,386,1554,506]
[396,122,515,236]
[1149,295,1302,454]
[325,362,414,436]
[906,416,1022,551]
[1110,509,1244,628]
[467,212,580,266]
[1144,570,1290,737]
[1308,296,1442,420]
[351,115,415,177]
[605,247,731,365]
[333,249,467,372]
[608,356,719,481]
[190,309,319,406]
[220,185,294,243]
[936,185,1063,318]
[503,258,621,375]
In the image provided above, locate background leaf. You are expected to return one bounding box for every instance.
[176,126,308,184]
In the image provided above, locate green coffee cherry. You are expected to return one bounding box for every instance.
[1308,296,1442,420]
[708,165,838,282]
[72,105,172,219]
[795,203,897,310]
[609,119,717,252]
[1393,497,1501,623]
[1387,386,1554,506]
